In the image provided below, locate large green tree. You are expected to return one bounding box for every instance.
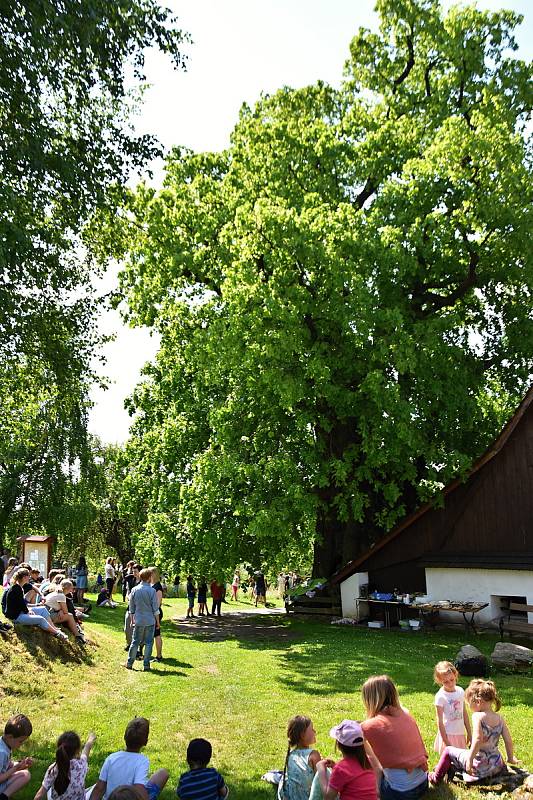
[102,0,532,576]
[0,1,187,549]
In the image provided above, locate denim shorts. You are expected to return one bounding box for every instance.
[380,774,428,800]
[145,781,161,800]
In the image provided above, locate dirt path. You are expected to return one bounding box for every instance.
[170,605,300,642]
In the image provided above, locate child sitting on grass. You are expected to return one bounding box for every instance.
[0,714,33,800]
[317,720,378,800]
[89,718,168,800]
[278,715,323,800]
[429,679,518,784]
[34,730,96,800]
[96,586,117,608]
[177,739,228,800]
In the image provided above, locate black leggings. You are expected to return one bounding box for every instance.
[211,599,222,616]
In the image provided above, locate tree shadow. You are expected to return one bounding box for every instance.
[168,612,299,648]
[169,613,533,708]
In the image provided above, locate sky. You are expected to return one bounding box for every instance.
[88,0,533,444]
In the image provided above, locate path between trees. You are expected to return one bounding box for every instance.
[170,604,300,642]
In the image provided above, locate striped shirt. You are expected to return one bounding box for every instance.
[177,767,226,799]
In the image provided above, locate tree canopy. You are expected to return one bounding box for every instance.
[98,0,532,577]
[0,1,187,552]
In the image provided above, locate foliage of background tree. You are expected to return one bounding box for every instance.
[4,437,144,569]
[0,1,187,551]
[98,0,532,577]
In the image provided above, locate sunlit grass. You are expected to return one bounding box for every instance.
[0,594,531,800]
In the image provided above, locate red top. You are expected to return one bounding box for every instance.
[329,758,377,800]
[362,707,428,771]
[210,581,224,599]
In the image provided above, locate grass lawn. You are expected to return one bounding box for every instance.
[1,594,532,800]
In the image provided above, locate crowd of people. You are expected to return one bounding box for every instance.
[278,669,517,800]
[3,553,521,799]
[0,668,518,800]
[1,562,91,644]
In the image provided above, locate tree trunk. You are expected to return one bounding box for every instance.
[312,513,374,578]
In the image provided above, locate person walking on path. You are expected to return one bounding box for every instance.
[125,568,159,671]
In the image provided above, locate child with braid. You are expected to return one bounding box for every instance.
[278,716,325,800]
[34,731,96,800]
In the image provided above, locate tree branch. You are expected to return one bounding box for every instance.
[393,33,415,90]
[355,177,377,209]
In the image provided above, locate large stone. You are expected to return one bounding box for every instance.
[455,644,489,677]
[457,644,483,660]
[491,642,533,670]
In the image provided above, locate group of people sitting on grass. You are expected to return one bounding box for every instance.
[0,668,519,800]
[277,668,518,800]
[0,714,227,800]
[1,565,91,644]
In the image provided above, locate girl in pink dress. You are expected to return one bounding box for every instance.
[433,661,471,753]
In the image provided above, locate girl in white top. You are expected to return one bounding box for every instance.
[433,661,471,753]
[231,571,240,601]
[105,557,116,600]
[34,731,96,800]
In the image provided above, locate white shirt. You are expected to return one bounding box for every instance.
[105,564,115,580]
[99,751,149,800]
[45,590,67,611]
[435,686,465,735]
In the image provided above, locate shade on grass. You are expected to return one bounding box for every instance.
[0,595,531,800]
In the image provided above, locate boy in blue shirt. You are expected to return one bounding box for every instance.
[177,739,227,800]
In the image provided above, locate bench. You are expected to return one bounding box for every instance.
[499,602,533,641]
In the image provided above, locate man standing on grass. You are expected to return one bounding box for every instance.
[210,580,224,618]
[125,568,159,672]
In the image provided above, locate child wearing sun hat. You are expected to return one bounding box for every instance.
[316,720,379,800]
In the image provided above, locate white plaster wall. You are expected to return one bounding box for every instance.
[426,568,533,626]
[340,572,369,619]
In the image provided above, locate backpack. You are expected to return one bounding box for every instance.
[1,586,11,618]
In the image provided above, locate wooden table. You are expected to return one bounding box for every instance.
[412,602,488,634]
[356,598,488,634]
[358,597,410,629]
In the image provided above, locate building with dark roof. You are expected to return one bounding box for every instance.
[331,387,533,627]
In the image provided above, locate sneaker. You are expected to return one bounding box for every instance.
[150,656,163,662]
[55,631,68,640]
[76,636,86,646]
[143,666,151,671]
[124,663,133,670]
